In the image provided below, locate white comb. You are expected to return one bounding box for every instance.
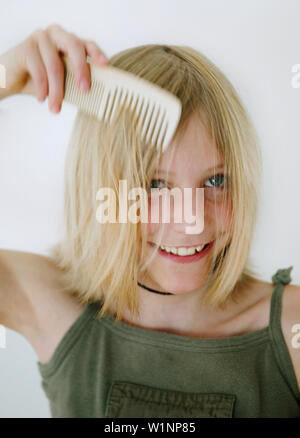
[22,54,182,153]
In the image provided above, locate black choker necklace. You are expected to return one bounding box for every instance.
[137,281,175,295]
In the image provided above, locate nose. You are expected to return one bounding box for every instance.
[149,187,205,235]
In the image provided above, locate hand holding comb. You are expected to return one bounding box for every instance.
[21,54,182,153]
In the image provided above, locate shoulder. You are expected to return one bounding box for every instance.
[0,249,84,362]
[280,282,300,392]
[249,279,300,392]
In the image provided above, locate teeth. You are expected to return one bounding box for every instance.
[159,244,206,256]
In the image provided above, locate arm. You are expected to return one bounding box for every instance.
[0,23,108,353]
[0,249,61,335]
[0,249,86,365]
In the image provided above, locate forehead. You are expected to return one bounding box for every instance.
[157,111,222,171]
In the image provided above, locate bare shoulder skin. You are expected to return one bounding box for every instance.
[230,279,300,393]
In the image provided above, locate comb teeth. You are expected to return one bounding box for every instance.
[64,68,105,117]
[62,55,182,152]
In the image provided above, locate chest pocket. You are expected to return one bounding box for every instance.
[105,381,236,418]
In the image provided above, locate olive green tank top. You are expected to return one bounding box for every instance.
[37,266,300,418]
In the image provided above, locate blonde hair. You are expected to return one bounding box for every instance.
[49,44,263,322]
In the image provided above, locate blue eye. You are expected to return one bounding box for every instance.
[149,179,167,189]
[204,174,226,188]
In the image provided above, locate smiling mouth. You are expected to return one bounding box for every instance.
[148,242,212,249]
[148,240,213,255]
[147,240,214,260]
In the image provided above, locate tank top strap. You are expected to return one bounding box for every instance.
[268,266,300,403]
[269,266,293,331]
[269,265,293,331]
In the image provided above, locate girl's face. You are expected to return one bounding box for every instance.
[139,112,232,294]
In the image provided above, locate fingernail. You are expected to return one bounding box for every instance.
[51,103,60,113]
[80,78,89,92]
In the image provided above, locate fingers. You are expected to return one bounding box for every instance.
[25,24,109,114]
[48,25,91,94]
[34,29,65,112]
[47,25,109,97]
[24,38,48,103]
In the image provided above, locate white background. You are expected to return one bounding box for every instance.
[0,0,299,418]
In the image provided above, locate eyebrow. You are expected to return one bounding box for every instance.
[156,164,225,176]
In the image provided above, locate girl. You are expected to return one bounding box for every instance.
[0,23,299,418]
